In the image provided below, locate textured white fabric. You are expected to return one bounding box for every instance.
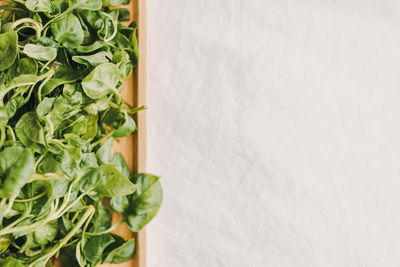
[147,1,400,266]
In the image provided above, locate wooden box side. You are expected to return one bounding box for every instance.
[0,0,147,265]
[108,0,147,266]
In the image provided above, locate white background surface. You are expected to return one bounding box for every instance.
[146,1,400,266]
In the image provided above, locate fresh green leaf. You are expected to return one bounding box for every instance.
[1,257,24,267]
[83,234,114,263]
[102,0,130,7]
[72,51,112,66]
[26,0,52,13]
[103,238,135,264]
[51,13,84,48]
[0,146,34,198]
[22,44,57,61]
[81,164,136,197]
[0,31,18,71]
[125,174,163,232]
[82,63,120,99]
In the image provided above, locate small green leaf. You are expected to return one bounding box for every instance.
[0,235,11,254]
[81,164,136,197]
[110,196,128,213]
[67,0,102,10]
[83,234,114,263]
[72,51,112,66]
[34,220,58,245]
[82,63,120,99]
[22,44,57,61]
[15,112,46,146]
[102,0,130,7]
[0,146,35,198]
[1,257,24,267]
[51,13,84,48]
[0,31,18,71]
[125,174,163,232]
[26,0,52,12]
[103,238,135,263]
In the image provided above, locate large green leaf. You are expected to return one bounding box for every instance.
[0,146,34,198]
[81,63,120,99]
[0,31,18,71]
[124,174,163,232]
[51,13,84,48]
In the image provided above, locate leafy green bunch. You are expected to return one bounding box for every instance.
[0,0,162,266]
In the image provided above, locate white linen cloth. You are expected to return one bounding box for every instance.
[147,1,400,266]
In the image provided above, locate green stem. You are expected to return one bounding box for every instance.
[12,18,42,39]
[102,12,118,42]
[0,199,56,235]
[15,191,46,203]
[42,8,72,33]
[70,212,80,223]
[126,105,147,114]
[0,198,6,210]
[81,208,95,239]
[34,154,45,171]
[85,219,124,236]
[28,205,95,267]
[0,127,5,149]
[6,126,16,143]
[1,202,32,232]
[38,70,54,102]
[55,192,88,218]
[3,196,16,216]
[91,130,115,147]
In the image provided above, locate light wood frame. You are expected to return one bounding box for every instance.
[108,0,147,266]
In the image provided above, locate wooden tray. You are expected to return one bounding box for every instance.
[106,0,147,266]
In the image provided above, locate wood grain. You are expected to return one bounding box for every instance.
[103,0,147,266]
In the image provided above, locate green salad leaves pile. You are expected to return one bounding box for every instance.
[0,0,162,266]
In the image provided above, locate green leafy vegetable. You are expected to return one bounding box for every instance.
[22,44,57,61]
[0,1,162,266]
[103,237,135,263]
[51,13,84,48]
[124,174,163,232]
[82,63,120,99]
[0,31,18,71]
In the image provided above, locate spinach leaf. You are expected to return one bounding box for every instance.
[0,31,18,71]
[96,138,130,177]
[67,0,102,10]
[26,0,52,13]
[51,13,84,48]
[0,236,11,254]
[72,51,112,66]
[1,257,24,267]
[15,58,38,76]
[33,220,58,245]
[15,112,46,147]
[81,164,136,197]
[110,195,128,214]
[83,234,114,263]
[102,0,130,7]
[82,63,120,99]
[77,41,103,53]
[22,44,57,61]
[0,146,34,198]
[125,174,163,232]
[102,109,136,138]
[103,238,135,264]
